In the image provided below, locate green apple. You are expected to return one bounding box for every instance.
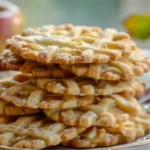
[123,14,150,40]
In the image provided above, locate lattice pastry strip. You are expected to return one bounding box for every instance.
[0,81,100,110]
[63,111,150,148]
[60,50,150,80]
[34,77,144,96]
[0,115,86,149]
[44,95,142,128]
[0,49,74,78]
[6,25,135,64]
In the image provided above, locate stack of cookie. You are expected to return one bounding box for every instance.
[0,24,150,149]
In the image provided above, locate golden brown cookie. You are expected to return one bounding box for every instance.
[0,73,31,94]
[6,24,135,65]
[34,77,145,96]
[0,49,24,71]
[20,60,74,78]
[0,77,145,110]
[63,126,137,148]
[0,49,74,78]
[0,81,97,109]
[0,100,40,116]
[44,95,142,128]
[0,75,40,115]
[62,123,147,148]
[63,110,150,148]
[0,115,85,149]
[60,50,150,80]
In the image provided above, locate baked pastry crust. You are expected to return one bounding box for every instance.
[62,121,148,148]
[1,52,144,96]
[0,49,24,71]
[44,95,142,127]
[0,73,41,116]
[0,77,144,110]
[0,75,40,115]
[0,81,96,109]
[0,100,40,116]
[0,49,74,78]
[34,77,145,96]
[60,50,150,80]
[6,24,135,65]
[0,115,85,149]
[0,24,149,149]
[2,48,149,81]
[63,110,150,148]
[0,73,32,94]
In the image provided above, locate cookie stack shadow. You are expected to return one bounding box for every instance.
[0,24,150,149]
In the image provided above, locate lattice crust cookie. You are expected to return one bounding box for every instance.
[0,50,74,78]
[44,95,142,128]
[20,60,74,78]
[0,81,100,110]
[63,111,150,148]
[0,100,40,116]
[0,49,24,71]
[0,115,86,149]
[34,77,145,96]
[6,24,136,65]
[0,77,144,110]
[0,73,32,95]
[0,75,40,115]
[60,50,150,80]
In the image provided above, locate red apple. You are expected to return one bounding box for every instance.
[0,0,25,51]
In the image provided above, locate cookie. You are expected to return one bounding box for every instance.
[0,73,31,94]
[0,100,40,116]
[0,115,85,149]
[0,49,24,71]
[0,76,40,115]
[60,50,150,80]
[20,60,74,78]
[63,110,150,148]
[0,50,74,78]
[63,126,137,148]
[44,95,142,128]
[0,81,97,109]
[62,120,148,148]
[6,24,135,65]
[34,77,145,96]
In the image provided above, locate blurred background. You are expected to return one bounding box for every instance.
[0,0,150,49]
[10,0,121,29]
[9,0,150,29]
